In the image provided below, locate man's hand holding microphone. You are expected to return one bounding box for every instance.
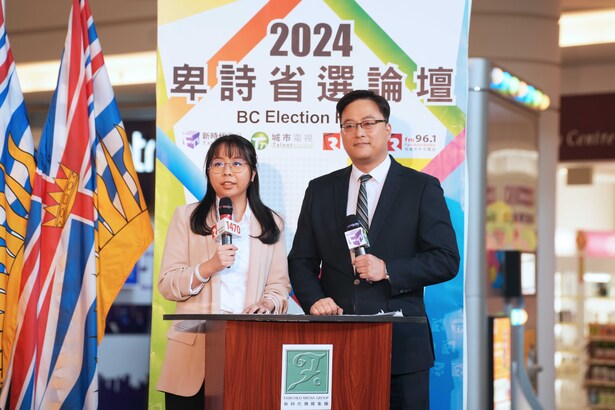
[309,214,388,316]
[344,214,388,283]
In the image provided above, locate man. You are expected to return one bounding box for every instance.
[288,90,459,409]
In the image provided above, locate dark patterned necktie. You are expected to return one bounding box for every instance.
[356,174,372,231]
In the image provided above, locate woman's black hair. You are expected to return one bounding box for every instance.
[189,134,281,244]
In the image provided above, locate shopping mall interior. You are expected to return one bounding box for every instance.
[5,0,615,409]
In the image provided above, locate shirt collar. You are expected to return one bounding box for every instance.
[351,155,391,184]
[241,203,252,224]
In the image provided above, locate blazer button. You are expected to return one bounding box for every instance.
[353,279,360,285]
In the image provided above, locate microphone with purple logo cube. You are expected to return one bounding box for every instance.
[344,214,369,255]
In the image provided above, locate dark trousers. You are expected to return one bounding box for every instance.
[390,370,430,410]
[164,384,204,410]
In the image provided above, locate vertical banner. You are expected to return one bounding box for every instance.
[151,1,469,408]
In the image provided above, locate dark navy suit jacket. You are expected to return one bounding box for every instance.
[288,157,460,374]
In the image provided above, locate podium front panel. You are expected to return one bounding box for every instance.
[204,320,392,410]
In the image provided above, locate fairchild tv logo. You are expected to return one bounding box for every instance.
[251,131,269,150]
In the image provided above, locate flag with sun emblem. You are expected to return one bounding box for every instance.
[1,0,153,408]
[0,1,36,391]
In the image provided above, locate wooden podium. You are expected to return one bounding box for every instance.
[164,314,425,410]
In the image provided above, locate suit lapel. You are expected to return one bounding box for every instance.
[334,166,352,232]
[369,158,403,244]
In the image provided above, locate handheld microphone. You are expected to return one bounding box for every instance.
[344,214,369,256]
[212,197,240,245]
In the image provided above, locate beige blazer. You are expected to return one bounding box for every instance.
[156,203,290,396]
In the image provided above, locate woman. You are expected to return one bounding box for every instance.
[156,135,290,409]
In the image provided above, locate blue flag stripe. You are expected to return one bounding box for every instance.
[48,220,95,382]
[61,301,98,410]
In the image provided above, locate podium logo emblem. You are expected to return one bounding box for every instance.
[283,348,331,394]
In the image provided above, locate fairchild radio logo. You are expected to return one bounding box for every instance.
[323,133,341,150]
[388,133,402,151]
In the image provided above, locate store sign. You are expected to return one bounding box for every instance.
[125,120,156,174]
[486,180,537,252]
[490,317,511,410]
[560,94,615,161]
[125,120,155,212]
[583,231,615,258]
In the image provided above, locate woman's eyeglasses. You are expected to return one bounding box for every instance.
[208,161,248,174]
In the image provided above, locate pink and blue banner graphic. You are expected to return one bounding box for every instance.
[153,1,469,408]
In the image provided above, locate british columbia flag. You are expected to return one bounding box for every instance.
[0,0,36,392]
[1,0,153,408]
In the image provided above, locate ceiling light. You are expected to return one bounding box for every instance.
[583,272,612,283]
[16,51,156,93]
[490,66,550,110]
[560,9,615,47]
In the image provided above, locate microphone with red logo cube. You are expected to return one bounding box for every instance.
[211,197,241,245]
